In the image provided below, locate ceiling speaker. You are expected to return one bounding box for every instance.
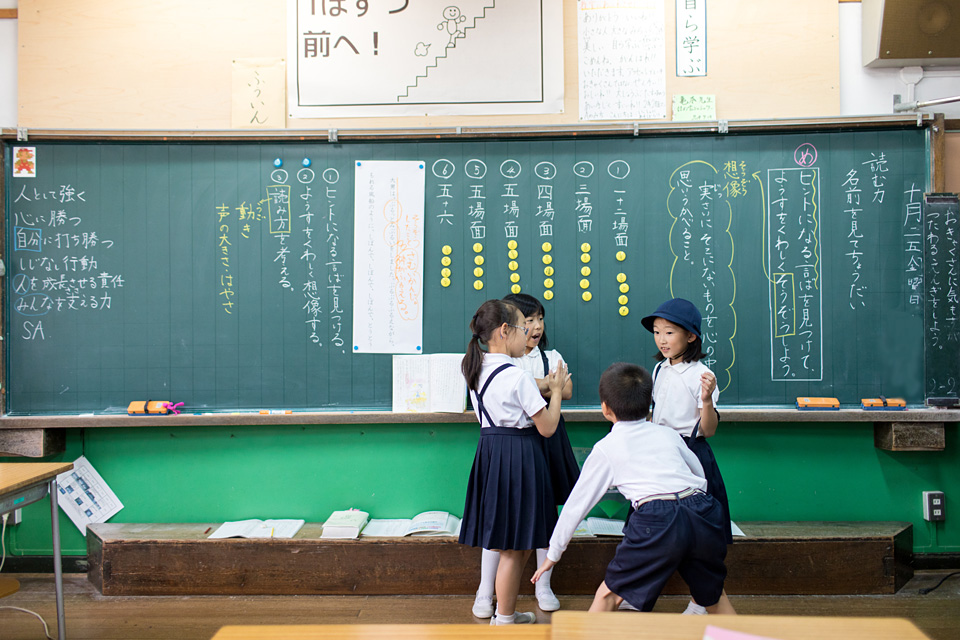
[863,0,960,67]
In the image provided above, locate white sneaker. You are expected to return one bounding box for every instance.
[536,588,560,612]
[472,592,495,618]
[683,600,708,615]
[490,611,536,625]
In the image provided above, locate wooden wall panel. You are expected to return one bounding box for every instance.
[17,0,840,129]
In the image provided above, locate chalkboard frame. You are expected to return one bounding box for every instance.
[0,115,947,420]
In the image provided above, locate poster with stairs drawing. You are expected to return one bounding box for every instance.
[288,0,563,118]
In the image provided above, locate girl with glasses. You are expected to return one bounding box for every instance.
[472,293,579,618]
[459,299,570,625]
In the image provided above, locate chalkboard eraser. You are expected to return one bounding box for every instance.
[861,397,906,410]
[796,397,839,410]
[926,397,960,408]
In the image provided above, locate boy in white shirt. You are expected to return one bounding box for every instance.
[531,362,734,613]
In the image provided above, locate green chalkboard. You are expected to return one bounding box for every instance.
[923,193,960,403]
[3,127,936,414]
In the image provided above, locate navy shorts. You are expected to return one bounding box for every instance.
[603,492,727,611]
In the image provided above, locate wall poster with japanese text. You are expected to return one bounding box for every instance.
[288,0,564,118]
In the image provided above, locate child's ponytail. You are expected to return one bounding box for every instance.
[462,299,519,391]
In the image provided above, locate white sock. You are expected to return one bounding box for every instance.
[478,548,500,599]
[683,600,708,615]
[535,548,553,592]
[494,611,516,624]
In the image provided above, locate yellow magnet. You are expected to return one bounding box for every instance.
[580,253,591,264]
[473,243,484,253]
[508,260,518,271]
[544,266,555,276]
[544,278,554,288]
[619,283,629,293]
[441,268,451,278]
[511,284,521,294]
[474,267,484,277]
[544,290,554,300]
[618,295,628,305]
[580,242,591,252]
[510,273,520,283]
[581,266,591,277]
[474,280,484,290]
[541,242,552,252]
[508,249,518,260]
[582,291,592,302]
[619,306,629,316]
[616,251,626,261]
[441,277,451,287]
[442,245,452,255]
[542,254,553,265]
[507,240,518,250]
[441,256,451,267]
[617,273,627,283]
[474,255,484,266]
[580,278,590,289]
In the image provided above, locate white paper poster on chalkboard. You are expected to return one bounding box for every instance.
[287,0,563,118]
[352,161,426,354]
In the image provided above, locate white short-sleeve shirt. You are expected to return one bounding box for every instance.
[472,353,547,429]
[513,346,565,379]
[651,359,719,437]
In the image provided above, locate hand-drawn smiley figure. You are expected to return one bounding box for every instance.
[438,6,467,46]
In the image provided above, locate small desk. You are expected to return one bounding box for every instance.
[550,611,932,640]
[211,624,548,640]
[0,462,74,640]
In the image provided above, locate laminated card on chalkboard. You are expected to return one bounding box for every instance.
[352,160,426,354]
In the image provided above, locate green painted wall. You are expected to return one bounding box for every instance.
[4,421,958,556]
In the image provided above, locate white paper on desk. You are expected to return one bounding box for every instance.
[56,455,123,536]
[361,519,415,537]
[731,521,745,537]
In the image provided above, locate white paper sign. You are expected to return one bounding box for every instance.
[56,456,123,536]
[676,0,707,77]
[353,161,426,353]
[288,0,564,118]
[578,0,666,121]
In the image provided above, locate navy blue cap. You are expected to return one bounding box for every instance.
[641,298,702,337]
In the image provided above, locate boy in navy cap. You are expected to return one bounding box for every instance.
[531,362,734,613]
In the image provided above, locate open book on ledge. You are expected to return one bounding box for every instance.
[361,511,461,537]
[208,519,305,539]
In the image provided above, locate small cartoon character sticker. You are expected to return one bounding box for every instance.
[13,146,37,178]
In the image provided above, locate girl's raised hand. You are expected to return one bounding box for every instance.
[700,370,717,403]
[547,361,570,396]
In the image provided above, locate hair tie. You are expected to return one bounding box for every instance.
[472,332,480,340]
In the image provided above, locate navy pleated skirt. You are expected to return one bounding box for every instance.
[683,435,733,544]
[459,426,557,551]
[538,415,581,506]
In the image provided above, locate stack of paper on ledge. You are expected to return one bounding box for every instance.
[208,519,305,539]
[321,509,370,539]
[361,510,461,537]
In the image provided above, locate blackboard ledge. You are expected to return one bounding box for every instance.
[0,406,956,428]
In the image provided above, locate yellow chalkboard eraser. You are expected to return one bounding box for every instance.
[861,397,906,410]
[796,397,839,410]
[127,400,170,415]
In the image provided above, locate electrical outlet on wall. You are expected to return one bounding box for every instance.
[923,491,946,522]
[11,508,22,525]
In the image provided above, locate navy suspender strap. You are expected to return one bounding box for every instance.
[539,349,550,378]
[475,363,514,428]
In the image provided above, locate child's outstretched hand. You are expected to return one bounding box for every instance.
[531,558,556,584]
[700,370,717,403]
[546,361,570,396]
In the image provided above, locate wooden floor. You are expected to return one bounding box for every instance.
[0,572,958,640]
